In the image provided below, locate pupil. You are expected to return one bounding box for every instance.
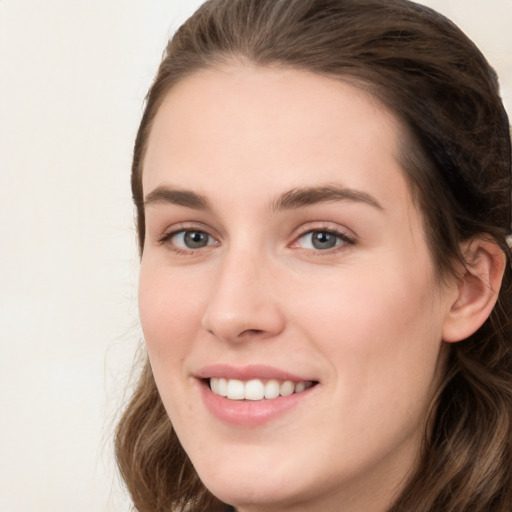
[184,231,208,248]
[312,232,336,249]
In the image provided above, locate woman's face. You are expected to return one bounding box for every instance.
[139,65,458,512]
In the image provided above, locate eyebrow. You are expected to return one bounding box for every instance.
[271,185,384,212]
[143,184,384,213]
[144,186,211,210]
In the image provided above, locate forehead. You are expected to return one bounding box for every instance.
[142,64,413,215]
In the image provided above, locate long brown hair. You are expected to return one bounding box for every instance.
[116,1,512,510]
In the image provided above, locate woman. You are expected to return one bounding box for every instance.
[116,0,512,510]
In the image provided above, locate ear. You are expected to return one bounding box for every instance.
[443,237,506,343]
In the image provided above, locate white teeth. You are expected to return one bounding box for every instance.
[227,379,245,400]
[245,379,265,400]
[280,380,295,397]
[210,377,228,397]
[209,378,314,400]
[295,381,306,393]
[210,377,219,394]
[264,379,280,399]
[217,377,228,397]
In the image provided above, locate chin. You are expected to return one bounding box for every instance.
[193,453,322,511]
[205,480,301,512]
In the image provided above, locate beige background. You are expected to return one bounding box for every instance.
[0,1,510,511]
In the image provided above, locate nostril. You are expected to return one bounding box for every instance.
[239,329,264,336]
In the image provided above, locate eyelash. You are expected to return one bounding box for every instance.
[158,227,218,255]
[292,226,355,254]
[157,225,355,255]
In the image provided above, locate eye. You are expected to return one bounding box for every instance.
[295,229,352,251]
[167,229,217,250]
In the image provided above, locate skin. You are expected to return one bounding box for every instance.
[138,65,463,512]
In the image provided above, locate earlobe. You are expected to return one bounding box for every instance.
[442,238,506,343]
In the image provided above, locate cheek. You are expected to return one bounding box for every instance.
[138,263,205,362]
[292,257,445,402]
[137,264,210,427]
[294,259,436,342]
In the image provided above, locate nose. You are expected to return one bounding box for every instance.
[201,248,286,343]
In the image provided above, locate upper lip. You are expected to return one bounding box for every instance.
[195,364,315,382]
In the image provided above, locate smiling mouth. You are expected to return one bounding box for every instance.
[208,377,317,401]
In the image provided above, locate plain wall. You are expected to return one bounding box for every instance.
[0,1,510,511]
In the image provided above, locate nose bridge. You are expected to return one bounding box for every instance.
[201,242,284,342]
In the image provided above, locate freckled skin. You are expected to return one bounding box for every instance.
[139,65,459,512]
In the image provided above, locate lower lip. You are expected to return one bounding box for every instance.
[199,381,315,427]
